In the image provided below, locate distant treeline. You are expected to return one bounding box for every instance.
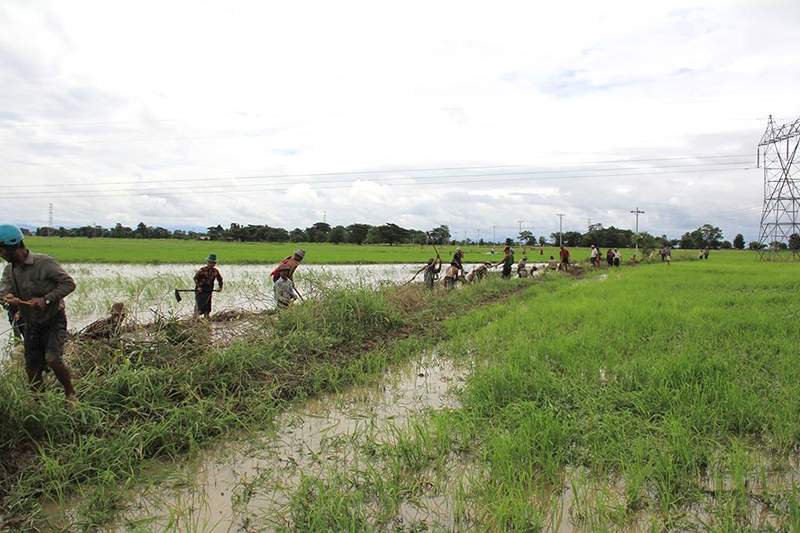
[27,221,775,250]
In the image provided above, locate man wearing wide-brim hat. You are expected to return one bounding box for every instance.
[193,254,223,319]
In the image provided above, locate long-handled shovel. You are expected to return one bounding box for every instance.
[293,285,306,302]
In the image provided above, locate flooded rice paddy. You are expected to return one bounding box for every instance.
[1,262,528,360]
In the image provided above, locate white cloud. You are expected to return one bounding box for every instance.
[0,0,797,241]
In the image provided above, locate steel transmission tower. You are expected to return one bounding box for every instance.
[757,115,800,260]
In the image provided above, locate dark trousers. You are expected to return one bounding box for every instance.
[195,291,213,314]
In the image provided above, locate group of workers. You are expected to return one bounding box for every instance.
[1,218,680,409]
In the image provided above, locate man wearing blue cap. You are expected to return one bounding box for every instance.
[0,224,78,407]
[193,254,223,319]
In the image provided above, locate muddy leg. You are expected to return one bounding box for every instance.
[47,360,76,398]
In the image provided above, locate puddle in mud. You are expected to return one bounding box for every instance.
[42,350,469,531]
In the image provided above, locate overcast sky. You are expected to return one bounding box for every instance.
[2,0,799,242]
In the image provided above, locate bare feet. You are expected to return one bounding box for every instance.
[66,394,79,410]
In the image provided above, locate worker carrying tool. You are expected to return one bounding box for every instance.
[0,223,78,408]
[193,254,223,319]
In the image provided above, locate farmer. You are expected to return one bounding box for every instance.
[465,262,491,283]
[493,246,514,279]
[273,264,298,309]
[548,255,558,270]
[411,255,441,290]
[79,302,127,340]
[590,244,599,266]
[517,256,528,278]
[443,248,466,289]
[194,254,223,319]
[613,249,621,267]
[271,248,306,282]
[0,224,78,407]
[559,246,570,271]
[606,248,614,267]
[666,248,672,266]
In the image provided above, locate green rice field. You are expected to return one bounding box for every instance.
[22,236,677,265]
[2,250,797,531]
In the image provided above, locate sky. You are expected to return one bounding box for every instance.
[2,0,799,243]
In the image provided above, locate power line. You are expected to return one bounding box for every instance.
[1,155,752,191]
[0,166,750,200]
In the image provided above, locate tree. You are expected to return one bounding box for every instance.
[538,236,546,246]
[367,223,409,245]
[679,232,694,249]
[562,231,582,247]
[720,240,732,249]
[688,224,723,249]
[111,223,133,239]
[748,241,766,250]
[207,225,225,240]
[409,230,427,245]
[346,224,371,245]
[789,233,800,250]
[305,222,331,243]
[733,233,745,250]
[518,230,535,245]
[328,225,346,244]
[428,225,451,245]
[134,222,150,239]
[290,228,307,242]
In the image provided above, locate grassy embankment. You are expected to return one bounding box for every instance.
[0,272,545,530]
[243,253,800,530]
[23,236,721,264]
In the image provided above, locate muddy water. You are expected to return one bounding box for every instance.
[41,351,470,531]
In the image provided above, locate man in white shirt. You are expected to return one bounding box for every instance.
[273,265,298,309]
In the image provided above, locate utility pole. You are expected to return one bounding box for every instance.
[477,228,481,245]
[630,207,645,252]
[323,210,326,224]
[492,226,496,244]
[556,213,565,247]
[516,220,523,246]
[464,230,467,247]
[588,218,592,231]
[48,203,53,236]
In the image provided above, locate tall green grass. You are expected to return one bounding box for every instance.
[252,256,800,530]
